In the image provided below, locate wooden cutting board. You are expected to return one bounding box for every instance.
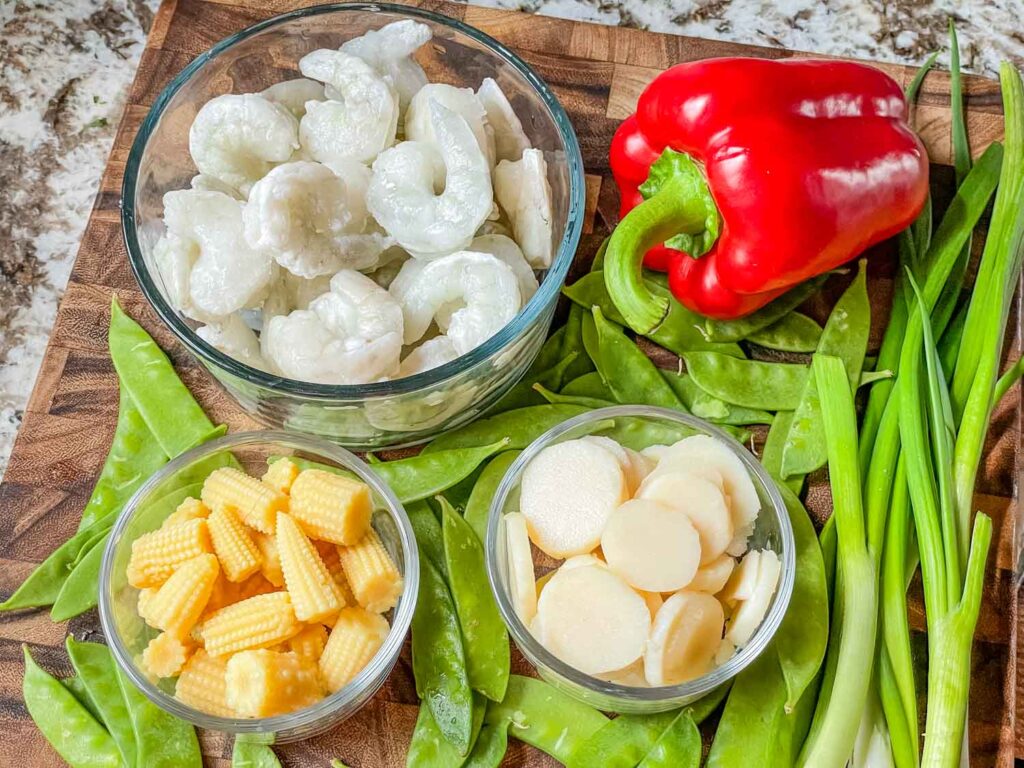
[0,0,1018,765]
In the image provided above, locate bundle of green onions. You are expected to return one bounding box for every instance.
[799,29,1024,768]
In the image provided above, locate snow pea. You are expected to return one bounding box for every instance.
[22,645,121,768]
[51,535,109,621]
[232,739,282,767]
[412,554,474,754]
[462,723,508,767]
[464,451,521,544]
[703,274,829,342]
[66,638,137,767]
[590,236,609,272]
[566,711,678,768]
[533,384,615,410]
[423,405,590,454]
[747,312,823,353]
[592,306,684,409]
[760,411,803,495]
[637,710,701,768]
[484,675,608,763]
[564,272,744,358]
[493,351,580,413]
[78,387,168,532]
[108,297,217,458]
[561,371,615,400]
[114,662,202,767]
[660,370,773,425]
[440,499,510,702]
[780,261,870,478]
[408,501,447,579]
[62,674,103,724]
[492,327,568,413]
[684,352,809,410]
[406,696,486,767]
[560,303,597,383]
[581,309,601,367]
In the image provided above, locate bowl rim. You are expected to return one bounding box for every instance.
[484,405,797,704]
[98,429,420,733]
[121,1,586,400]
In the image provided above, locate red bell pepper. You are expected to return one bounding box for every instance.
[606,58,930,329]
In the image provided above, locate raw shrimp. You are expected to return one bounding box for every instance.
[262,270,403,384]
[405,83,495,166]
[477,77,531,162]
[153,233,205,320]
[389,250,521,354]
[261,78,325,119]
[494,148,554,268]
[163,189,275,317]
[196,313,269,371]
[367,101,492,258]
[190,174,243,199]
[188,94,299,194]
[260,268,333,333]
[469,234,539,303]
[399,336,459,377]
[298,49,399,165]
[340,20,431,110]
[243,161,392,277]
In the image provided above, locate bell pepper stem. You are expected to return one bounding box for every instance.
[604,173,713,334]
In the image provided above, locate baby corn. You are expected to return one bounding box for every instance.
[319,607,390,693]
[200,591,301,656]
[277,512,345,623]
[288,469,372,545]
[144,552,219,638]
[208,506,262,582]
[142,632,193,678]
[252,530,285,587]
[226,649,323,718]
[175,649,234,717]
[127,518,212,588]
[202,467,287,534]
[161,497,210,530]
[262,458,299,495]
[339,529,403,613]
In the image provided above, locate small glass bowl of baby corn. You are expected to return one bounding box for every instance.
[486,405,796,714]
[99,431,417,742]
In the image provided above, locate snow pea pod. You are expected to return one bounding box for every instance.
[560,303,597,383]
[493,351,580,413]
[408,501,447,578]
[780,260,870,478]
[115,662,202,767]
[684,352,809,410]
[406,696,486,767]
[637,710,701,768]
[660,371,773,425]
[464,451,521,543]
[232,739,282,767]
[108,297,216,458]
[566,711,678,768]
[581,309,601,367]
[78,387,168,532]
[62,675,103,724]
[564,272,744,358]
[66,638,137,767]
[440,499,510,702]
[484,675,608,763]
[492,327,567,413]
[412,554,474,754]
[51,536,109,621]
[533,384,615,410]
[747,312,823,353]
[592,306,684,409]
[760,411,803,495]
[423,405,591,454]
[703,274,829,342]
[23,645,121,768]
[561,371,614,400]
[462,723,508,768]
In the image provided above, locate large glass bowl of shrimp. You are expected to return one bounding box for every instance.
[122,2,586,449]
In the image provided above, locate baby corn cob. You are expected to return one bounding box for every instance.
[316,541,356,607]
[175,649,234,717]
[262,458,299,495]
[138,587,159,625]
[208,506,263,582]
[286,624,329,663]
[142,632,193,678]
[338,529,403,613]
[319,607,390,693]
[204,572,277,616]
[277,512,345,623]
[127,518,212,588]
[201,467,287,534]
[161,497,210,530]
[145,553,220,638]
[252,530,285,587]
[225,649,323,718]
[288,469,372,545]
[200,591,301,657]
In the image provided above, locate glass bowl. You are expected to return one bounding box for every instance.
[485,405,796,714]
[122,2,586,450]
[98,430,419,743]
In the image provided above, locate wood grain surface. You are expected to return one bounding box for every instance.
[0,1,1018,765]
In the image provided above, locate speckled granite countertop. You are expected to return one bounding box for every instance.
[1,0,1022,476]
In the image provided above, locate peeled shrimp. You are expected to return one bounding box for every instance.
[262,270,403,384]
[399,336,459,377]
[389,250,521,354]
[196,313,269,371]
[405,83,495,166]
[163,189,275,318]
[494,148,554,268]
[477,78,531,162]
[298,49,399,166]
[153,233,204,320]
[261,78,325,120]
[190,173,243,199]
[188,94,299,194]
[470,234,539,303]
[367,101,492,258]
[243,161,392,277]
[340,20,431,110]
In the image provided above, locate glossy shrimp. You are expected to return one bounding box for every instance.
[477,77,532,162]
[243,160,393,277]
[389,250,521,354]
[399,336,460,377]
[261,77,325,120]
[367,101,493,258]
[262,270,403,384]
[188,94,299,194]
[405,83,495,166]
[298,49,399,165]
[340,19,431,109]
[494,147,554,268]
[196,313,269,371]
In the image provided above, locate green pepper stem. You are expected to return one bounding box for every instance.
[604,173,713,335]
